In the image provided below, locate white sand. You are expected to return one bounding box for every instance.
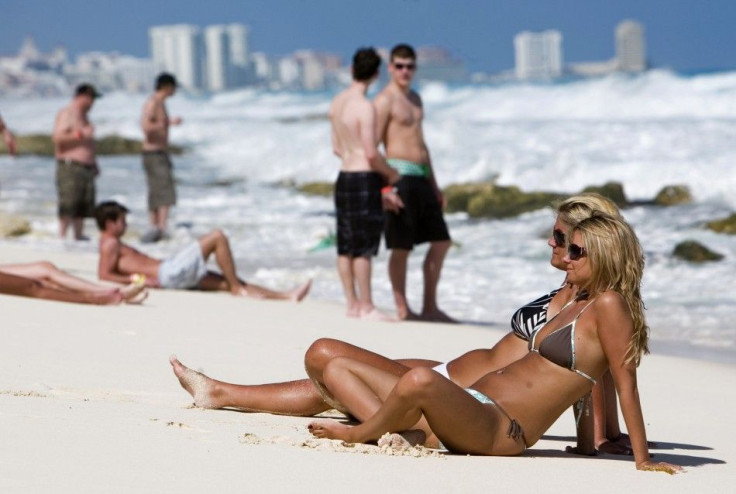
[0,244,733,493]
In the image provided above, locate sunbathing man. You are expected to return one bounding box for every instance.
[95,201,311,300]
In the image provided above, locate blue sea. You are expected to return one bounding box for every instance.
[1,69,735,364]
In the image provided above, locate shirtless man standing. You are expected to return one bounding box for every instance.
[330,47,402,320]
[52,84,101,240]
[95,201,311,301]
[140,73,182,243]
[374,44,455,322]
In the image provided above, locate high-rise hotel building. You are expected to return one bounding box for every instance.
[514,30,563,80]
[149,23,250,91]
[616,20,646,72]
[149,25,203,90]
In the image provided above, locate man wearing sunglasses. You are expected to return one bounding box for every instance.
[374,44,454,323]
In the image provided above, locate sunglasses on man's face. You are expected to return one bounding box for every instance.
[393,63,416,71]
[567,243,587,261]
[552,229,566,248]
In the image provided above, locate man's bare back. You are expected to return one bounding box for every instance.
[52,103,96,164]
[329,87,379,173]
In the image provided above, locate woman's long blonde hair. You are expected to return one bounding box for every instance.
[573,213,649,366]
[555,193,622,226]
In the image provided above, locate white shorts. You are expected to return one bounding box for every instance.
[158,241,207,289]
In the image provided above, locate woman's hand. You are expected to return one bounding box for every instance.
[636,461,684,474]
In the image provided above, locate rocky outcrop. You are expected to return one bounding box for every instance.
[581,182,628,207]
[0,134,185,156]
[297,182,334,196]
[0,212,31,237]
[653,185,692,206]
[706,213,736,235]
[672,240,724,262]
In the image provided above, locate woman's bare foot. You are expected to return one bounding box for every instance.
[119,282,148,304]
[359,308,397,322]
[289,279,312,302]
[89,290,124,305]
[307,419,354,442]
[169,355,221,409]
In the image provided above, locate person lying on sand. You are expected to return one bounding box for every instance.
[95,201,310,301]
[0,261,147,305]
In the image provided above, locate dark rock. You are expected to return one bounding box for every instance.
[298,182,334,196]
[1,134,185,156]
[672,240,724,262]
[653,185,692,206]
[0,212,31,237]
[706,213,736,235]
[466,185,565,219]
[581,182,628,207]
[444,182,496,213]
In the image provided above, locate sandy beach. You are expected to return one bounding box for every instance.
[0,243,733,493]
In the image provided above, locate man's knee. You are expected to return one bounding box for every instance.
[206,228,226,242]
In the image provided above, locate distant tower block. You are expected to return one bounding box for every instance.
[616,20,647,72]
[514,30,563,80]
[149,24,203,90]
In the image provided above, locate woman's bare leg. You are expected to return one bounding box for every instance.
[0,271,122,305]
[304,338,439,415]
[309,366,521,455]
[0,261,146,303]
[169,356,329,415]
[168,339,440,417]
[1,262,110,292]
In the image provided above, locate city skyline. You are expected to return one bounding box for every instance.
[2,0,736,73]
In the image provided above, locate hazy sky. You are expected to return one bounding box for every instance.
[2,0,734,72]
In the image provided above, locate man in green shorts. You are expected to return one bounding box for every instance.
[52,83,102,241]
[374,44,455,323]
[140,73,182,243]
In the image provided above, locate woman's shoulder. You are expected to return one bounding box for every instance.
[592,290,631,319]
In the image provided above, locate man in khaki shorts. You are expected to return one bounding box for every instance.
[52,83,102,240]
[140,73,182,243]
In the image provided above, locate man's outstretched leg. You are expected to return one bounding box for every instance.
[388,248,419,320]
[337,255,359,317]
[421,240,456,323]
[197,229,311,301]
[353,256,394,321]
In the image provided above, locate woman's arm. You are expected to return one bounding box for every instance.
[596,292,683,473]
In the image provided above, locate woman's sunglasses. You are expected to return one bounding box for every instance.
[552,229,565,247]
[567,243,587,261]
